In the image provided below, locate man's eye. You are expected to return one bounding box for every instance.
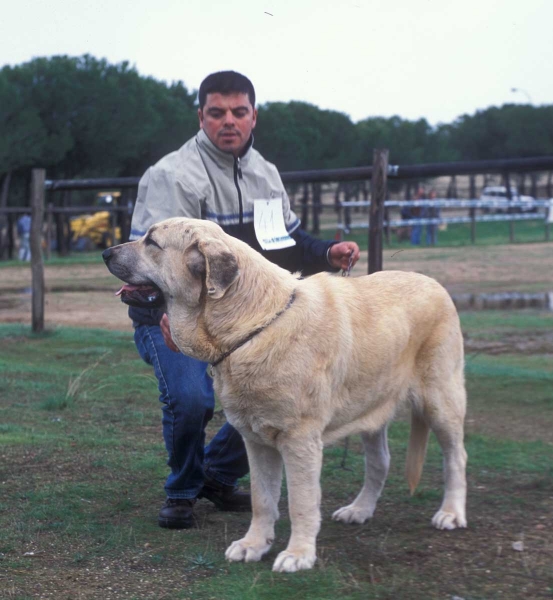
[233,110,248,118]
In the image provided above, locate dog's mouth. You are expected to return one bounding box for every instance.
[115,283,165,309]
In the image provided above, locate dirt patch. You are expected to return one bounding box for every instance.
[4,438,552,600]
[464,330,553,355]
[0,265,132,331]
[384,241,553,294]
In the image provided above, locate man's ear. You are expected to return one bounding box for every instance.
[195,238,239,299]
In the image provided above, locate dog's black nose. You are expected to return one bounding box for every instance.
[102,248,113,264]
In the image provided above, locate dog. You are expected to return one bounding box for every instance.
[103,217,467,573]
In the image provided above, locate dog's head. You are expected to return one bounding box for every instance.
[102,218,240,311]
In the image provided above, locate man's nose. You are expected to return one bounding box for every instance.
[223,110,236,126]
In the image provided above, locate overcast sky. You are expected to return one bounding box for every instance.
[2,0,552,126]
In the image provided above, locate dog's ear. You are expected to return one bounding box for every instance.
[195,238,239,299]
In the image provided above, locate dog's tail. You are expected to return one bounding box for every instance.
[405,409,430,495]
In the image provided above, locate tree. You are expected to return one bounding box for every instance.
[0,55,198,204]
[354,116,436,165]
[449,105,553,161]
[255,101,357,171]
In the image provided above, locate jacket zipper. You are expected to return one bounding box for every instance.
[234,157,243,226]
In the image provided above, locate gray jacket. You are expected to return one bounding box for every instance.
[129,129,336,326]
[131,129,300,239]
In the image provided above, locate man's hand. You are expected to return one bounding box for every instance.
[160,314,180,353]
[328,242,361,271]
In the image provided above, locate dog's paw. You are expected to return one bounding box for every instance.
[431,509,467,530]
[332,504,373,524]
[272,549,316,573]
[225,538,272,563]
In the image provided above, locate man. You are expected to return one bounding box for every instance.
[129,71,360,529]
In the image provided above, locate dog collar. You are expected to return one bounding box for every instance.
[210,290,297,370]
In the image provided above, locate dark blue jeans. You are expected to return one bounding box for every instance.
[410,224,422,245]
[134,324,249,499]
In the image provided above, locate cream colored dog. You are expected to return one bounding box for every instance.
[103,217,467,573]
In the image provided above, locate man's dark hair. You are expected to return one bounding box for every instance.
[198,71,256,109]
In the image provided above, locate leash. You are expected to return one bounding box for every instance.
[341,249,354,277]
[210,290,297,373]
[340,248,354,470]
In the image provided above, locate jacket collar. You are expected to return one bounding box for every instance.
[196,129,254,168]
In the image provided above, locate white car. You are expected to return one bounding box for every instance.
[480,186,536,213]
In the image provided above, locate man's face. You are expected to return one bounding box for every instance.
[198,92,257,156]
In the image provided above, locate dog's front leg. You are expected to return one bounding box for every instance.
[272,432,323,573]
[226,439,283,563]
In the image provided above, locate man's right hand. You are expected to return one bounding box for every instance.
[160,314,180,353]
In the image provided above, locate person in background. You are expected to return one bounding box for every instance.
[17,213,31,261]
[127,70,360,529]
[426,188,439,245]
[410,186,425,245]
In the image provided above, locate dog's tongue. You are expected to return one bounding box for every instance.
[115,284,164,308]
[115,284,150,297]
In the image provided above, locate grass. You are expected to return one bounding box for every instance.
[0,251,105,268]
[321,218,550,250]
[1,317,553,599]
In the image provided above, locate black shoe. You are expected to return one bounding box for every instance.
[158,498,197,529]
[198,478,251,512]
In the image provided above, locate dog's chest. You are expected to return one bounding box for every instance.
[215,379,290,445]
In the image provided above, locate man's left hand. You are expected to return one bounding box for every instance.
[328,242,361,271]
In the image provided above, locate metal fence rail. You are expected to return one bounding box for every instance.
[384,199,552,209]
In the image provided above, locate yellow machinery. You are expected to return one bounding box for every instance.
[70,192,122,249]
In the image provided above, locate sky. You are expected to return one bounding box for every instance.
[2,0,552,126]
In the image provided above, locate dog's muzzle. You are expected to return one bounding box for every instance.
[103,247,165,309]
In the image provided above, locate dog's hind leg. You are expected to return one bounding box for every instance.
[332,426,390,524]
[425,379,468,530]
[226,439,283,563]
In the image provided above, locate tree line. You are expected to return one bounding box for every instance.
[2,55,553,206]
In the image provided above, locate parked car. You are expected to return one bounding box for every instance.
[480,186,537,213]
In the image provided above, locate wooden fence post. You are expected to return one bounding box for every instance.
[311,182,321,235]
[7,213,14,259]
[30,169,45,333]
[369,149,388,274]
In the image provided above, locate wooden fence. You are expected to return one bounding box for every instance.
[3,153,553,331]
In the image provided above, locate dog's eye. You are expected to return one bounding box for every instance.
[145,236,163,250]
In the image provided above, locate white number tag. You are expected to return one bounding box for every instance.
[253,199,296,250]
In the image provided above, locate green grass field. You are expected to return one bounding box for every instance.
[1,312,552,599]
[319,215,550,249]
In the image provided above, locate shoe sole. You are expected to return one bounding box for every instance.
[197,490,251,512]
[158,517,197,529]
